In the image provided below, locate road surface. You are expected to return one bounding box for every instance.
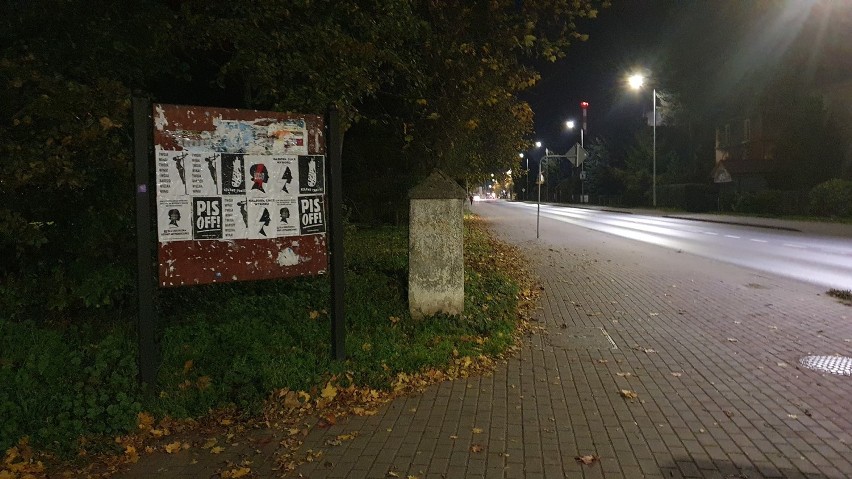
[477,200,852,290]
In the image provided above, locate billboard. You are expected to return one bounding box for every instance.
[152,104,327,287]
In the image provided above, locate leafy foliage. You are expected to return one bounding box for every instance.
[0,217,525,456]
[0,0,605,316]
[808,179,852,218]
[0,319,141,455]
[729,190,807,216]
[657,184,716,213]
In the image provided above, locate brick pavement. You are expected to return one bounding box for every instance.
[118,203,852,478]
[293,204,852,479]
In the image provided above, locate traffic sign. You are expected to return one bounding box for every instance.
[568,143,588,167]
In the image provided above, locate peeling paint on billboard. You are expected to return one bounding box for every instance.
[152,104,327,287]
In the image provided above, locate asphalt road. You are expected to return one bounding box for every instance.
[476,200,852,290]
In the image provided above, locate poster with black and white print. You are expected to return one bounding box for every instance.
[298,195,325,235]
[272,156,299,195]
[298,155,325,194]
[275,197,298,237]
[157,198,192,242]
[222,196,250,240]
[192,197,224,240]
[221,154,246,195]
[247,198,276,240]
[156,148,190,197]
[189,152,221,196]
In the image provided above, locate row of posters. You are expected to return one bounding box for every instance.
[156,149,326,242]
[156,152,324,197]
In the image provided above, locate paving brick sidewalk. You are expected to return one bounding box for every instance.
[118,204,852,478]
[291,204,852,479]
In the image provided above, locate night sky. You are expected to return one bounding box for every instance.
[524,1,677,156]
[524,0,852,158]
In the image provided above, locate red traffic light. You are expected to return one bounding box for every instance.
[580,101,589,109]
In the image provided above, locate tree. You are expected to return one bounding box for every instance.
[583,138,623,201]
[0,0,607,316]
[0,0,180,316]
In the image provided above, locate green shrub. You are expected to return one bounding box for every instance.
[657,183,716,212]
[1,219,522,456]
[0,319,140,454]
[808,179,852,217]
[732,190,806,216]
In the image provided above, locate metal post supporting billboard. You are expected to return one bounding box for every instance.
[133,97,158,385]
[326,105,346,360]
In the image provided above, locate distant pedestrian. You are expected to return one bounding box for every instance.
[469,194,474,205]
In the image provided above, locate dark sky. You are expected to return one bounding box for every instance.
[524,1,678,155]
[523,0,852,158]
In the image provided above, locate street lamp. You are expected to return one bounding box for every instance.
[522,142,543,201]
[536,143,548,238]
[628,73,657,207]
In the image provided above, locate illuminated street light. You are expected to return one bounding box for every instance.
[565,120,575,130]
[628,73,645,90]
[628,72,657,207]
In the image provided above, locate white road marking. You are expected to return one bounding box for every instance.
[703,232,718,236]
[725,235,741,239]
[750,239,768,243]
[783,243,806,248]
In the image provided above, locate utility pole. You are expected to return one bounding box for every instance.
[580,101,589,203]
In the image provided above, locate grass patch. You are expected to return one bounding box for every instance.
[827,289,852,305]
[0,214,529,456]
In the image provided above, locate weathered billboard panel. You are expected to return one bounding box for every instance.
[152,104,327,286]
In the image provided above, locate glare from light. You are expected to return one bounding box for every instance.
[628,73,645,90]
[518,153,524,158]
[565,120,576,129]
[535,141,542,148]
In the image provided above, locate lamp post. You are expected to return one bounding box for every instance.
[628,73,656,207]
[535,143,546,237]
[580,101,589,203]
[522,141,542,202]
[565,120,578,202]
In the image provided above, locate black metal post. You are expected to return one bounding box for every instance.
[133,97,158,385]
[326,105,346,360]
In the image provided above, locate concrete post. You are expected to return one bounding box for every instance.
[408,169,467,319]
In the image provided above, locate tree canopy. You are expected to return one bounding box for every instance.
[0,0,606,317]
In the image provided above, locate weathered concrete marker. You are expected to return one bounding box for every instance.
[408,169,467,319]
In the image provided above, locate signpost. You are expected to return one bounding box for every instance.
[536,144,588,238]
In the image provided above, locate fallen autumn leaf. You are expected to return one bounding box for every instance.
[164,442,182,454]
[575,454,600,465]
[321,382,338,400]
[619,389,639,400]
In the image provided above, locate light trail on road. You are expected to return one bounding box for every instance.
[480,201,852,290]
